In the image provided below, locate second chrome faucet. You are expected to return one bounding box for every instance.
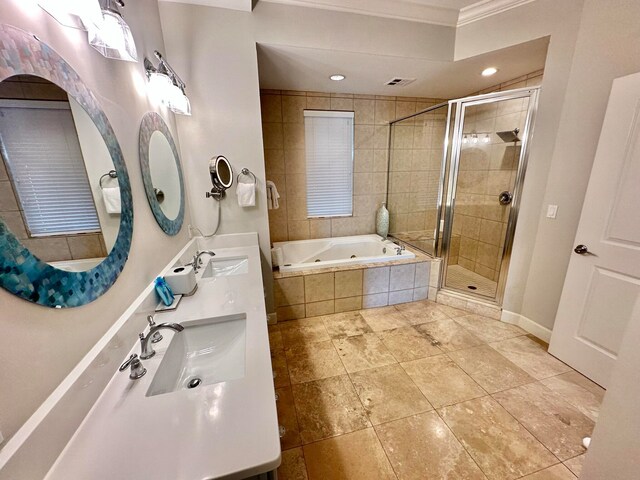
[139,316,184,360]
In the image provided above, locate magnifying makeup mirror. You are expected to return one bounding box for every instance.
[207,155,234,200]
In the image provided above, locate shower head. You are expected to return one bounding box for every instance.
[496,128,520,143]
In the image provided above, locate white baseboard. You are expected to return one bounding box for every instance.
[501,310,552,343]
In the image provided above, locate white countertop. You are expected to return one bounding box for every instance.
[45,236,280,480]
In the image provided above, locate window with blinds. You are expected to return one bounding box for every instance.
[304,110,354,218]
[0,100,101,236]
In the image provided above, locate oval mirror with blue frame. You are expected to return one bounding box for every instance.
[0,24,133,308]
[138,112,185,235]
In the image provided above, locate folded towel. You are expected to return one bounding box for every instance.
[236,181,256,207]
[266,180,280,210]
[102,186,121,214]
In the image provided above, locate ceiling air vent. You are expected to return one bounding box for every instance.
[385,77,416,87]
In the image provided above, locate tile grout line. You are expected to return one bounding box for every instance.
[279,307,560,478]
[432,401,491,479]
[489,385,587,465]
[340,344,401,480]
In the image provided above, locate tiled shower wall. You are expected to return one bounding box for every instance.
[450,72,543,281]
[260,90,445,243]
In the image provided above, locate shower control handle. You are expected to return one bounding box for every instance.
[498,191,513,205]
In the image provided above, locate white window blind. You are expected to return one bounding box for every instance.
[304,110,354,218]
[0,100,101,236]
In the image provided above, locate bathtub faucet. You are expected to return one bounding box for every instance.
[395,245,405,255]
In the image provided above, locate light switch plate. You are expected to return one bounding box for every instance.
[546,204,558,219]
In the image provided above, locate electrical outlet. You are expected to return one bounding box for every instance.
[546,204,558,219]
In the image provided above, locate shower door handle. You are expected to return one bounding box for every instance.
[498,191,513,205]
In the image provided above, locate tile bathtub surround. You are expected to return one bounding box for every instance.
[260,90,446,243]
[272,298,601,479]
[274,261,431,320]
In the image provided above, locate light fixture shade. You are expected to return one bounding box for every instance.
[39,0,102,30]
[167,85,192,116]
[88,10,137,62]
[148,72,175,103]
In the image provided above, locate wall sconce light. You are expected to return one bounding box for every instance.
[88,0,138,62]
[483,134,491,143]
[39,0,137,62]
[145,51,191,116]
[38,0,102,30]
[462,134,469,144]
[471,134,479,144]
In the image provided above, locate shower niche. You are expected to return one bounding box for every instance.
[387,87,539,305]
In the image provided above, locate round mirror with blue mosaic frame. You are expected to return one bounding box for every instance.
[0,24,133,307]
[138,112,185,235]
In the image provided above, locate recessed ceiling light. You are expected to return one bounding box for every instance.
[482,67,498,77]
[330,74,345,81]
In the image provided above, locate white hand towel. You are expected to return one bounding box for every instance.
[236,181,256,207]
[102,187,121,214]
[266,180,280,210]
[267,184,274,209]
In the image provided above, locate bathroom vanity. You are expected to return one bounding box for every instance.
[44,234,280,480]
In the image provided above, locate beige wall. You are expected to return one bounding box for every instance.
[159,4,275,313]
[261,89,445,243]
[0,0,190,445]
[457,0,640,330]
[455,0,584,327]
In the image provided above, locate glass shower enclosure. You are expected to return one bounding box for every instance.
[387,87,540,305]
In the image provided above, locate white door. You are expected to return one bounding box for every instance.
[549,72,640,388]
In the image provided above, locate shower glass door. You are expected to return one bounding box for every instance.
[441,88,539,303]
[387,103,451,256]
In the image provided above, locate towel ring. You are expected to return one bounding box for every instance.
[99,170,118,189]
[237,167,256,184]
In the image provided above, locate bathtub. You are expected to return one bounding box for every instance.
[273,234,415,273]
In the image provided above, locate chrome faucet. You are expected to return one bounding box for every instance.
[395,244,406,255]
[189,250,215,273]
[139,322,184,359]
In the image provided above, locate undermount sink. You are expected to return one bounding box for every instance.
[200,256,249,279]
[146,313,247,397]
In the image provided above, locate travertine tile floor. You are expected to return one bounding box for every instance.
[269,300,605,480]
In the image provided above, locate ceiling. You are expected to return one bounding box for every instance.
[257,37,549,98]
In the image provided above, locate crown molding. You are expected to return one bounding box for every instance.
[457,0,536,26]
[258,0,460,26]
[158,0,256,12]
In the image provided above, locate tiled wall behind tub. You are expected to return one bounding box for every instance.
[274,260,434,320]
[261,90,446,243]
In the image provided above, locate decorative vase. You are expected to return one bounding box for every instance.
[376,202,390,238]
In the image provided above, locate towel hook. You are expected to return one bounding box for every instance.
[99,170,118,189]
[237,167,256,184]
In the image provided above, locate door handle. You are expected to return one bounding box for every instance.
[498,191,513,205]
[574,244,592,255]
